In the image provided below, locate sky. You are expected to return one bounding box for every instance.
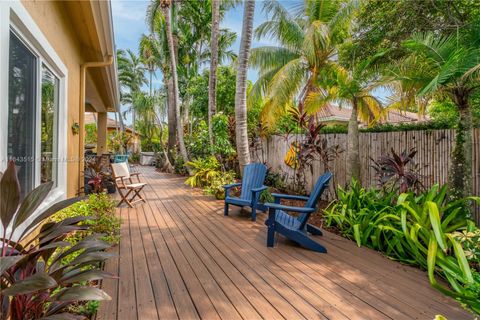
[111,0,278,123]
[111,1,386,124]
[111,0,280,87]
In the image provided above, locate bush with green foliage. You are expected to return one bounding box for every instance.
[185,156,236,200]
[186,114,236,161]
[129,151,141,164]
[50,193,120,247]
[324,181,480,313]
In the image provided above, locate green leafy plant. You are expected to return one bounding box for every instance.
[129,152,141,164]
[185,157,236,199]
[324,181,480,313]
[324,179,398,247]
[50,193,121,247]
[453,222,480,271]
[259,189,274,204]
[0,161,114,320]
[264,168,286,190]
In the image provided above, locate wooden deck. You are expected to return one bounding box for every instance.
[96,166,471,320]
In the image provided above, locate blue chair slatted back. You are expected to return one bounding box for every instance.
[297,172,333,230]
[239,163,267,201]
[114,155,128,163]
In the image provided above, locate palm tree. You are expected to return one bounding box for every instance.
[305,59,384,181]
[146,2,177,155]
[139,34,160,97]
[400,32,480,198]
[208,0,220,148]
[249,0,353,131]
[235,0,255,173]
[116,49,147,138]
[133,89,174,172]
[159,0,190,172]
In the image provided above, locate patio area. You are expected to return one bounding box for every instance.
[96,166,470,320]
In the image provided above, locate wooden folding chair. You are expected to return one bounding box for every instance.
[111,162,147,207]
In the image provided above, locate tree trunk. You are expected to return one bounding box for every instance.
[347,99,361,182]
[167,76,176,154]
[155,112,174,173]
[449,91,472,199]
[163,4,190,173]
[234,0,255,175]
[149,70,153,97]
[208,0,220,150]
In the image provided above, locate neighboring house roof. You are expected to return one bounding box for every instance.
[316,104,428,126]
[85,113,138,135]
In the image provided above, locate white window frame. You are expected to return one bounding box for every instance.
[0,1,68,239]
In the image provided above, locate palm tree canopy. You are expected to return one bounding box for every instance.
[249,0,356,131]
[401,32,480,97]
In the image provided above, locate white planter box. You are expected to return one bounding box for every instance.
[140,152,155,166]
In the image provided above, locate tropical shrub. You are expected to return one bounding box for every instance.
[185,157,236,200]
[0,161,114,320]
[129,151,141,164]
[264,168,286,190]
[186,114,236,163]
[371,148,424,194]
[324,181,480,313]
[50,193,120,246]
[453,222,480,271]
[323,179,397,247]
[83,156,115,195]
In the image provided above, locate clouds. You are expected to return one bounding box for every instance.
[112,0,149,54]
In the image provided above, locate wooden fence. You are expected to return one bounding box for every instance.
[251,128,480,224]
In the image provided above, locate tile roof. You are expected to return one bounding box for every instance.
[316,104,427,125]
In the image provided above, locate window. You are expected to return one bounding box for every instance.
[7,30,61,196]
[41,65,59,185]
[8,31,37,196]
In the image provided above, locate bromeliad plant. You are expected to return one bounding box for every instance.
[0,161,115,320]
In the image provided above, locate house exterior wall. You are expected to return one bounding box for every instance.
[20,1,104,197]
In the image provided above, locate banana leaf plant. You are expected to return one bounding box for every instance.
[0,161,115,320]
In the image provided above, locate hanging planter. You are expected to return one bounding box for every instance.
[71,122,80,135]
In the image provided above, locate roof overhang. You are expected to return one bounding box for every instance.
[63,0,119,113]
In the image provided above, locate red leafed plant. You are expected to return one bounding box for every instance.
[370,148,425,194]
[0,161,115,320]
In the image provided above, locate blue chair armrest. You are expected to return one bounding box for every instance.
[251,185,268,207]
[263,202,316,214]
[251,186,268,193]
[223,182,241,198]
[223,183,241,190]
[271,193,310,202]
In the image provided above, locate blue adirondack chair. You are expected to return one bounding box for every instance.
[223,163,268,221]
[264,172,333,253]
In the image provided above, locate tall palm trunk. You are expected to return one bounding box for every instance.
[149,69,153,97]
[166,76,176,155]
[235,0,255,174]
[162,1,190,173]
[208,0,220,149]
[450,90,472,199]
[347,98,361,182]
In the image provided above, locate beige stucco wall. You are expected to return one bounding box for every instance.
[20,1,96,197]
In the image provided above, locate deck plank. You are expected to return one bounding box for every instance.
[98,167,472,320]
